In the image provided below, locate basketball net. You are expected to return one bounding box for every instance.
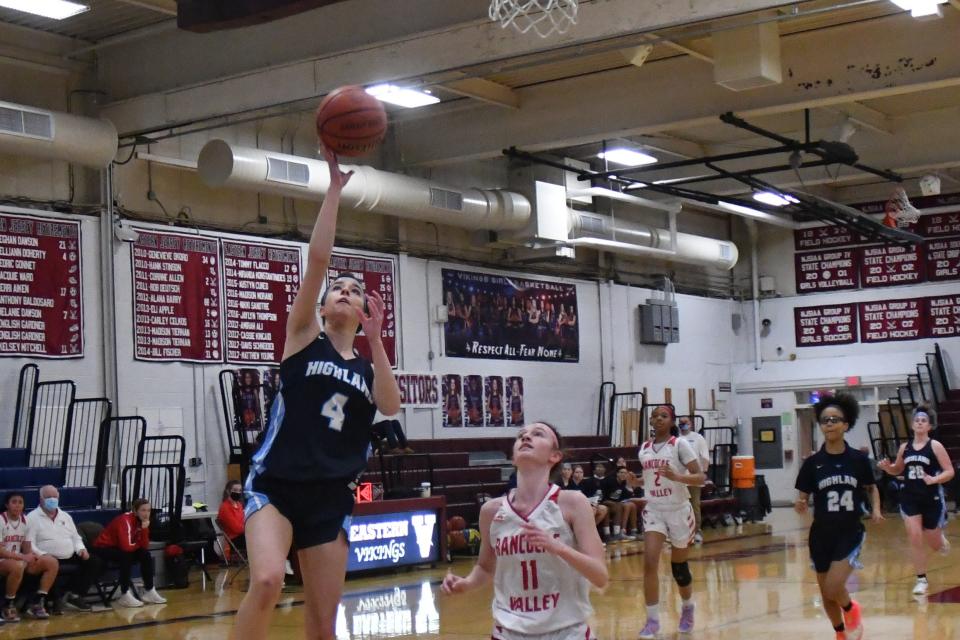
[489,0,578,38]
[882,187,921,228]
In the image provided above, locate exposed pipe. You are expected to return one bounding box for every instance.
[746,220,762,370]
[198,140,530,231]
[0,100,117,168]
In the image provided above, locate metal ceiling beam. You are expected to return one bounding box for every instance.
[661,39,713,63]
[829,101,893,136]
[396,11,960,165]
[442,77,519,109]
[115,0,177,16]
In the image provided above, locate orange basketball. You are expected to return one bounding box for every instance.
[315,86,387,157]
[448,531,468,552]
[447,516,467,532]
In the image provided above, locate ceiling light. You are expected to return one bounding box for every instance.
[365,84,439,109]
[890,0,946,18]
[719,200,775,219]
[0,0,89,19]
[597,148,658,167]
[752,191,799,207]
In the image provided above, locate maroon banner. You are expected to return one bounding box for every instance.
[925,237,960,282]
[132,230,222,362]
[328,252,398,367]
[222,240,301,365]
[917,211,960,238]
[0,213,82,358]
[794,304,858,347]
[928,295,960,338]
[795,250,858,293]
[859,298,926,343]
[859,244,925,288]
[794,225,864,251]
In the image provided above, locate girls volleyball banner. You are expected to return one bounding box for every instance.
[0,212,83,358]
[442,269,579,363]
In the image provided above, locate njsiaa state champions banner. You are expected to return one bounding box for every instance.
[442,269,579,363]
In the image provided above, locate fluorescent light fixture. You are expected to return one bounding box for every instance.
[365,84,439,109]
[0,0,89,19]
[718,200,775,219]
[752,191,799,207]
[890,0,946,17]
[597,148,658,167]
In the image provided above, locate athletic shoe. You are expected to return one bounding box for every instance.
[63,594,92,612]
[940,533,951,556]
[140,588,167,604]
[26,603,49,619]
[913,577,929,595]
[2,605,20,622]
[842,600,863,640]
[693,531,704,545]
[678,604,695,633]
[638,618,660,639]
[115,591,144,608]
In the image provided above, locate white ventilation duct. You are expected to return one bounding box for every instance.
[198,140,530,231]
[568,210,739,270]
[0,100,118,168]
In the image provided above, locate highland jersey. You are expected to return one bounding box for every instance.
[638,436,698,508]
[490,485,592,634]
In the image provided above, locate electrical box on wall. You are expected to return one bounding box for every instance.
[638,300,679,345]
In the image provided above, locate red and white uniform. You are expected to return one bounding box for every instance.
[0,513,27,554]
[490,484,595,640]
[639,437,698,547]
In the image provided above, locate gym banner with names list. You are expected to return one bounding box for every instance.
[0,212,82,358]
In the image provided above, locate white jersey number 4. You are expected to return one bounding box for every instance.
[321,393,348,432]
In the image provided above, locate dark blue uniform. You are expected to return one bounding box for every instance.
[899,439,947,530]
[245,333,376,549]
[796,443,875,573]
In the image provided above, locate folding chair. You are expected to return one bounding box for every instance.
[213,518,248,586]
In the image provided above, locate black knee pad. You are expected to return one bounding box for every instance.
[671,561,692,587]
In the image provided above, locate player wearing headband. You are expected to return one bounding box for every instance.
[878,403,954,595]
[637,405,705,638]
[233,149,401,640]
[443,422,608,640]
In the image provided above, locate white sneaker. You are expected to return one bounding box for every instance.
[115,591,144,608]
[285,560,294,575]
[913,577,929,595]
[693,531,704,545]
[140,588,167,604]
[940,534,951,556]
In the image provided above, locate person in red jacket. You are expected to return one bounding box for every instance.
[217,481,245,562]
[93,499,167,608]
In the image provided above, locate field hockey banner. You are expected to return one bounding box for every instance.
[442,268,579,362]
[0,213,83,358]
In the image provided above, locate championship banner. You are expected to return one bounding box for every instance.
[859,298,926,343]
[794,249,858,293]
[859,244,924,288]
[0,213,82,358]
[328,252,398,368]
[926,237,960,282]
[442,268,579,362]
[928,295,960,338]
[222,239,301,365]
[794,303,858,347]
[132,229,222,363]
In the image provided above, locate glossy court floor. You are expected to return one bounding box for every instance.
[6,508,959,639]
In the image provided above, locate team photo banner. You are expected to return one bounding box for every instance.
[442,268,579,362]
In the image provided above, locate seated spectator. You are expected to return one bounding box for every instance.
[604,467,641,539]
[567,465,610,531]
[0,492,58,620]
[92,499,167,608]
[24,485,100,613]
[557,463,575,489]
[218,481,246,562]
[371,418,414,455]
[585,462,625,541]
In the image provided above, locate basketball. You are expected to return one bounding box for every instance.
[448,530,468,552]
[315,85,387,157]
[448,516,467,532]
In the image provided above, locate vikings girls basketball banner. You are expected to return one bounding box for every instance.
[442,269,579,362]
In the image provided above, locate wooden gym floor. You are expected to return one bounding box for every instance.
[6,508,958,639]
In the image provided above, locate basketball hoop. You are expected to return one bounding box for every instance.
[882,187,921,228]
[489,0,578,38]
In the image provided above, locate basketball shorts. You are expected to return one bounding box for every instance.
[900,492,947,530]
[245,473,355,550]
[492,621,596,640]
[808,522,865,573]
[642,502,696,548]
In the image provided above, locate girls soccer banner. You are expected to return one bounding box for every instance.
[0,213,82,358]
[442,269,579,362]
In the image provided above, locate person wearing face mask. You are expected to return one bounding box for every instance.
[218,481,246,562]
[24,485,102,612]
[678,416,710,545]
[93,498,166,608]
